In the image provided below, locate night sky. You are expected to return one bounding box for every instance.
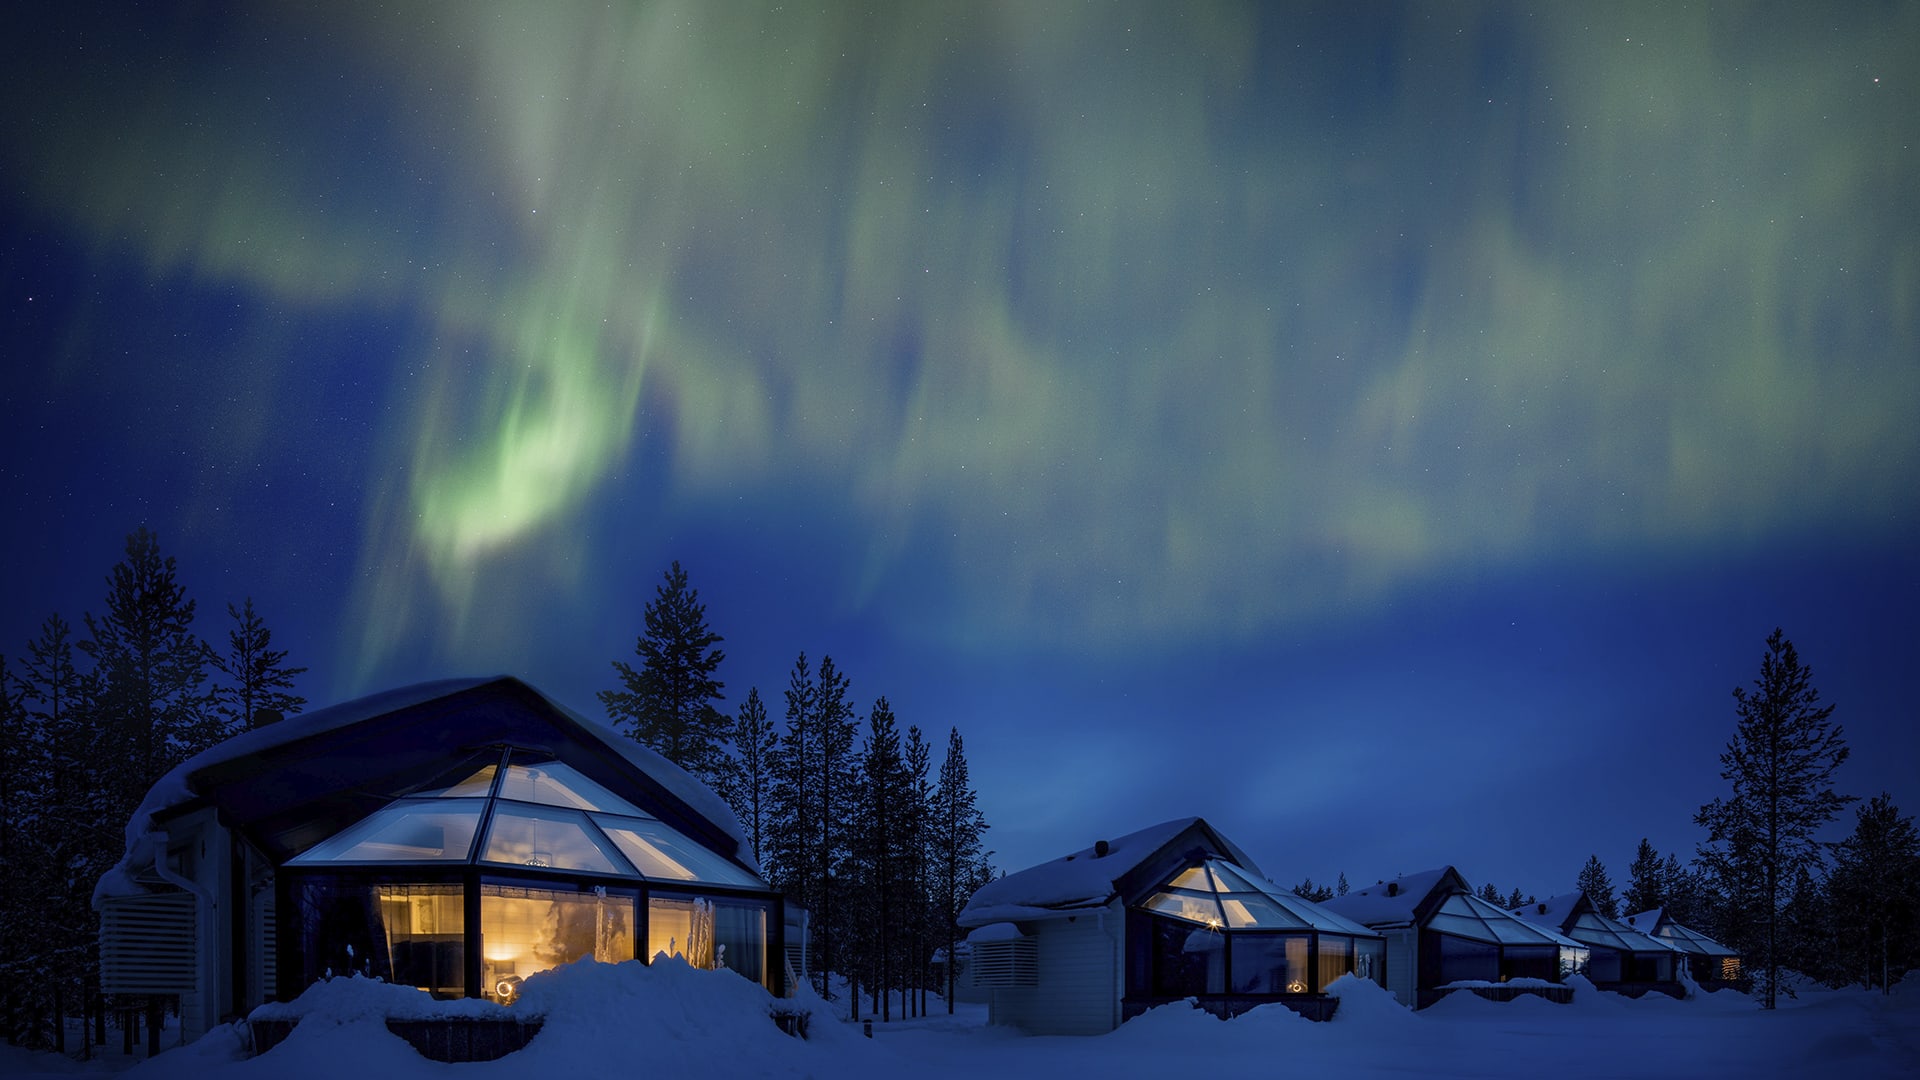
[3,1,1916,901]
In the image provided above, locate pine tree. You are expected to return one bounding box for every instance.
[212,597,307,731]
[902,725,933,1018]
[81,527,216,801]
[1293,878,1335,903]
[932,727,989,1013]
[1624,838,1665,916]
[1780,866,1830,984]
[810,655,858,1002]
[853,698,908,1021]
[1660,853,1705,928]
[719,687,776,867]
[1577,855,1618,917]
[1827,794,1920,993]
[12,615,102,1048]
[599,561,729,783]
[768,653,817,942]
[1695,628,1854,1008]
[1505,887,1525,910]
[1477,882,1503,905]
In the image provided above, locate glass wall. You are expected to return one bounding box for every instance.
[648,895,772,990]
[1433,933,1499,984]
[1499,945,1560,982]
[480,883,635,1001]
[290,878,466,997]
[1150,915,1226,996]
[1230,933,1309,994]
[1587,948,1623,982]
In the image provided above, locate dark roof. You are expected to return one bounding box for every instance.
[142,677,746,867]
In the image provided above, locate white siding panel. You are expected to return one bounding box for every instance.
[1384,928,1416,1007]
[990,909,1120,1035]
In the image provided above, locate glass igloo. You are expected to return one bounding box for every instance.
[283,748,773,1001]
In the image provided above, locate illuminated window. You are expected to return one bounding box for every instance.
[647,895,772,989]
[480,883,635,1002]
[289,879,466,997]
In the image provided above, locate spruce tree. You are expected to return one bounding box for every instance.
[810,655,858,1000]
[1577,855,1618,917]
[1827,794,1920,993]
[1624,838,1665,916]
[902,724,933,1017]
[932,727,989,1012]
[1336,872,1350,897]
[81,526,215,799]
[1695,628,1854,1008]
[212,597,307,731]
[1505,887,1526,911]
[1477,882,1503,905]
[768,653,817,954]
[853,698,908,1021]
[720,687,776,868]
[599,561,729,784]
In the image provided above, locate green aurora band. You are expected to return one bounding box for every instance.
[6,1,1915,679]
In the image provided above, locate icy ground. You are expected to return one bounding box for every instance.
[5,963,1916,1079]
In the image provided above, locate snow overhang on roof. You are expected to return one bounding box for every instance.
[96,676,757,905]
[1321,867,1456,928]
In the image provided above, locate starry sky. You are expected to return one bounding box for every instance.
[3,1,1917,900]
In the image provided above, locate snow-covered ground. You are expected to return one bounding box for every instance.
[6,964,1916,1079]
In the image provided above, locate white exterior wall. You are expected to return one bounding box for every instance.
[1383,927,1417,1007]
[174,807,230,1044]
[986,903,1122,1035]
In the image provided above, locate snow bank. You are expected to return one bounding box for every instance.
[1325,973,1413,1026]
[251,972,505,1023]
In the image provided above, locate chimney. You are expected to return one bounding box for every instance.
[1537,903,1548,915]
[1093,839,1111,858]
[1385,882,1399,897]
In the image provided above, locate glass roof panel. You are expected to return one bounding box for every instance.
[496,761,650,817]
[594,816,760,887]
[1167,866,1213,891]
[1144,890,1225,926]
[480,803,634,876]
[417,765,497,798]
[289,800,484,863]
[1207,863,1267,895]
[1222,893,1311,930]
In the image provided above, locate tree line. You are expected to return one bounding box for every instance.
[1563,630,1918,1007]
[598,561,996,1019]
[0,527,307,1052]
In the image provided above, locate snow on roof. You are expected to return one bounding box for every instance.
[95,676,752,905]
[1320,867,1453,927]
[965,922,1027,943]
[1513,892,1679,955]
[959,817,1260,927]
[1624,909,1739,957]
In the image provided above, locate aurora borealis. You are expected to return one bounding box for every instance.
[4,1,1917,889]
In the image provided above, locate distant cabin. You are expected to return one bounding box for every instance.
[1512,893,1685,999]
[1623,908,1744,990]
[1322,867,1588,1009]
[955,817,1386,1035]
[93,677,787,1045]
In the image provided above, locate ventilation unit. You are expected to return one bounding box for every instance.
[969,936,1038,988]
[100,891,197,995]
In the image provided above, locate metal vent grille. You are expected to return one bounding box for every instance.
[969,938,1038,988]
[100,891,197,994]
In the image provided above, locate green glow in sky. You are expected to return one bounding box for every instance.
[8,2,1915,675]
